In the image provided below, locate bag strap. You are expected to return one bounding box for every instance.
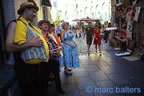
[17,19,40,34]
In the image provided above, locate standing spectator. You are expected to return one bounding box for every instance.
[104,21,109,43]
[14,2,49,96]
[82,25,85,33]
[38,19,52,90]
[5,19,44,96]
[93,24,102,55]
[56,23,63,37]
[84,22,94,55]
[75,25,82,38]
[39,22,65,94]
[60,22,80,75]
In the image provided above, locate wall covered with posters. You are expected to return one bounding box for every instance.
[132,0,144,48]
[111,0,143,50]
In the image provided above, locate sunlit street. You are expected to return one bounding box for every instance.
[0,0,144,96]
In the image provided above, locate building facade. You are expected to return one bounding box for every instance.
[51,0,111,24]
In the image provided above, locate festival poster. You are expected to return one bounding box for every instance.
[126,9,133,40]
[126,21,133,40]
[134,7,141,22]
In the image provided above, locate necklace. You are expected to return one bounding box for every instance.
[64,30,70,34]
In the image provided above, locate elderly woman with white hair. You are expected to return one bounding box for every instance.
[60,22,80,75]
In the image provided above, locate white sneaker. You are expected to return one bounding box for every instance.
[65,69,72,75]
[99,52,102,56]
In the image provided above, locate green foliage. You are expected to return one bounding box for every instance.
[54,12,64,24]
[95,20,102,29]
[54,20,64,24]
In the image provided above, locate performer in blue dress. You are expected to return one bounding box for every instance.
[60,22,80,75]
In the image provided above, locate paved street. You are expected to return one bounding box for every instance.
[47,37,144,96]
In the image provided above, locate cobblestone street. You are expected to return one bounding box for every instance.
[47,38,144,96]
[1,0,144,96]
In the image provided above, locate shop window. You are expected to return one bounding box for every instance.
[41,0,52,7]
[76,4,78,9]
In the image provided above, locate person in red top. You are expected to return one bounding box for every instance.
[93,24,102,55]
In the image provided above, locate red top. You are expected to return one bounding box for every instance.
[93,27,101,45]
[93,27,101,39]
[42,33,48,42]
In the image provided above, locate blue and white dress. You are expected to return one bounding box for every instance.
[62,31,80,69]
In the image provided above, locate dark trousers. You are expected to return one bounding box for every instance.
[47,59,62,90]
[14,59,48,96]
[104,31,109,43]
[57,34,61,37]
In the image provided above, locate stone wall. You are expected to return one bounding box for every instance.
[14,0,51,27]
[14,0,27,19]
[133,1,144,48]
[14,0,44,27]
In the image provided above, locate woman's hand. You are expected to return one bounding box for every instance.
[74,42,77,46]
[69,44,75,48]
[73,40,77,47]
[56,46,62,53]
[58,46,62,50]
[75,43,77,46]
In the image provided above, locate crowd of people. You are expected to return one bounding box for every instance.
[64,21,111,56]
[5,2,80,96]
[5,1,112,96]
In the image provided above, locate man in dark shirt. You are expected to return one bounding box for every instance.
[84,22,94,55]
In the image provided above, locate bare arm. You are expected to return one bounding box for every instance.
[6,38,43,53]
[83,29,86,39]
[5,22,43,53]
[72,40,77,46]
[93,29,96,39]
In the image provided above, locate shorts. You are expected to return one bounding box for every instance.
[86,37,92,45]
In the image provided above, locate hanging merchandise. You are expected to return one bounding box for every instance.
[126,21,133,40]
[131,7,136,21]
[134,7,141,22]
[126,7,133,40]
